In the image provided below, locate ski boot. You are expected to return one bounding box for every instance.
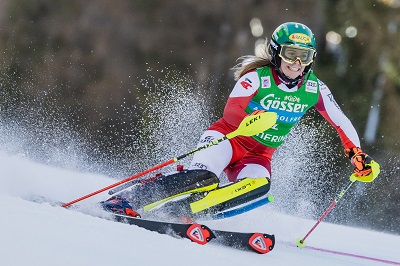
[100,195,141,218]
[127,169,220,213]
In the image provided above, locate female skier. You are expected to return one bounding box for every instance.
[102,22,379,218]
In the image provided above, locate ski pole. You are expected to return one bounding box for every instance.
[61,112,277,208]
[108,172,161,195]
[296,176,356,248]
[296,159,380,248]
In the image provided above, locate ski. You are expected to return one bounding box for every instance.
[212,229,275,254]
[112,213,275,254]
[27,194,275,254]
[113,213,215,245]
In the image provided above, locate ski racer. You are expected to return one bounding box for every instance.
[101,22,380,219]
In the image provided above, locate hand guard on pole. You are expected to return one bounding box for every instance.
[344,147,380,182]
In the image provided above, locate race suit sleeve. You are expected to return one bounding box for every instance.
[314,81,361,149]
[222,71,260,127]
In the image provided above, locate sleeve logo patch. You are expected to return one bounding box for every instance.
[261,76,271,88]
[240,77,253,90]
[305,80,318,93]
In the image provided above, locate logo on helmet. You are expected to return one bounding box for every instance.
[289,33,311,44]
[269,39,278,50]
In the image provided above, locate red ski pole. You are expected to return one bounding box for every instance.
[61,112,277,208]
[296,159,380,247]
[61,159,175,208]
[296,177,356,248]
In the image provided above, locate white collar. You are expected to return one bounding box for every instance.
[277,83,299,92]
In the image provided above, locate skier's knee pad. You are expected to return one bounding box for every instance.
[129,169,219,209]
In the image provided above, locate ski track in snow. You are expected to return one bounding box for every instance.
[1,151,399,266]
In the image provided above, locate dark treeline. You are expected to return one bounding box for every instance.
[0,0,399,234]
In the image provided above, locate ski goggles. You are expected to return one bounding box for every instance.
[279,45,315,66]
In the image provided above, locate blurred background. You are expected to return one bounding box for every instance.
[0,0,399,234]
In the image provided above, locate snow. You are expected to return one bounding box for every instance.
[1,151,399,266]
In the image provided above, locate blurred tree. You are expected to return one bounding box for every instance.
[323,0,400,155]
[0,0,325,158]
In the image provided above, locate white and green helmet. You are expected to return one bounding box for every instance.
[269,22,317,74]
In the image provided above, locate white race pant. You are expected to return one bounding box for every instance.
[189,130,270,182]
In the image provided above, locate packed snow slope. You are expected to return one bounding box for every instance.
[1,151,399,266]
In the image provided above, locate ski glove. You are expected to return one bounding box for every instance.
[344,147,372,176]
